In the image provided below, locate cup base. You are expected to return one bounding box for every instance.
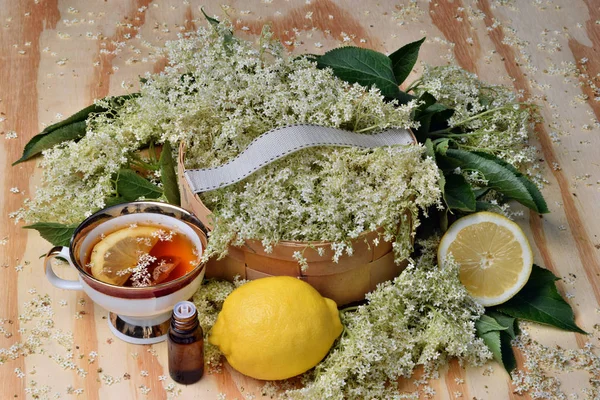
[108,312,170,345]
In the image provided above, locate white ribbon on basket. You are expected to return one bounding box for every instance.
[184,124,415,193]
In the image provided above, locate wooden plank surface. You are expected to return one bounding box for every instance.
[1,0,599,398]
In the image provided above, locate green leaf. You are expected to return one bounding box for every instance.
[436,173,449,232]
[480,330,503,366]
[23,222,78,247]
[413,92,454,140]
[395,90,415,105]
[475,201,501,212]
[388,37,425,85]
[443,149,543,213]
[159,142,181,206]
[415,92,437,111]
[487,311,518,339]
[200,8,234,49]
[200,7,221,27]
[427,107,454,135]
[439,208,449,232]
[499,331,517,373]
[476,314,509,335]
[473,188,490,199]
[413,94,439,128]
[435,139,450,156]
[494,265,586,334]
[38,104,102,136]
[473,152,549,214]
[424,138,435,159]
[443,173,476,212]
[13,121,87,165]
[14,93,138,165]
[108,93,139,108]
[103,196,128,208]
[476,314,518,374]
[437,170,446,193]
[414,100,438,138]
[315,47,400,98]
[116,169,162,201]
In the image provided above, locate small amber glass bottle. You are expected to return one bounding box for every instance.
[168,301,204,384]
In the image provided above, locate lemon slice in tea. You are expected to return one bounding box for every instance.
[90,226,161,285]
[437,211,533,306]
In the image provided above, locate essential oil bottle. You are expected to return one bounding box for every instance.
[168,301,204,384]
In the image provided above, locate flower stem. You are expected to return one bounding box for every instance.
[129,154,159,171]
[356,124,380,133]
[425,304,451,325]
[404,78,422,93]
[428,104,525,136]
[458,144,501,152]
[430,131,490,138]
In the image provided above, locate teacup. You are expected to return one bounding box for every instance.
[44,201,208,344]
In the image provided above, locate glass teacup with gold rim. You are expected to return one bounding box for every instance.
[44,201,208,344]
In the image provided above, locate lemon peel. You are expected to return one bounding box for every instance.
[209,276,343,380]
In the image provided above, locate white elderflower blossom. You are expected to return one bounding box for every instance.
[190,245,490,399]
[18,24,441,267]
[192,279,240,372]
[415,65,540,185]
[130,253,157,287]
[5,130,17,139]
[203,144,440,265]
[285,250,490,399]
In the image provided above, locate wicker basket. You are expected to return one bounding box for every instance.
[177,143,412,305]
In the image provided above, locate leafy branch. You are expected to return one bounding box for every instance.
[311,38,424,104]
[14,94,139,165]
[313,40,581,378]
[477,265,585,375]
[308,42,547,219]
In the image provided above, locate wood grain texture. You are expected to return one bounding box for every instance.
[568,0,600,122]
[89,0,154,102]
[0,1,60,398]
[430,0,481,73]
[478,0,600,307]
[228,0,385,52]
[1,0,599,399]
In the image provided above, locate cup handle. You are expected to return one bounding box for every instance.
[44,246,84,291]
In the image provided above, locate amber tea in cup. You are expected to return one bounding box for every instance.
[45,202,208,344]
[83,223,201,288]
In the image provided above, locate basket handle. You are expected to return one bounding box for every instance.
[184,124,415,193]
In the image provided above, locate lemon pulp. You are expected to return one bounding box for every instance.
[89,226,161,285]
[438,211,533,306]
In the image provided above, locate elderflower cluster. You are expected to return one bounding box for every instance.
[285,252,491,400]
[188,244,490,398]
[203,145,441,264]
[511,327,600,399]
[17,24,442,265]
[416,65,542,184]
[191,277,246,372]
[129,253,156,287]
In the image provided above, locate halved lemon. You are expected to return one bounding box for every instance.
[90,226,161,285]
[437,211,533,306]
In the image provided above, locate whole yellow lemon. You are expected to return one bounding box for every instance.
[208,276,343,380]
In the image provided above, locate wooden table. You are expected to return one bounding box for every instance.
[1,0,599,398]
